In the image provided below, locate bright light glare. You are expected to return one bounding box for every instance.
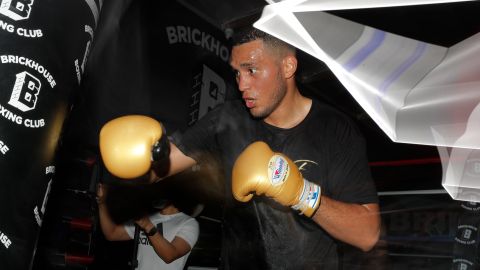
[256,0,480,201]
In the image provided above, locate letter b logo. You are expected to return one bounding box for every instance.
[0,0,34,21]
[463,229,472,240]
[8,71,41,112]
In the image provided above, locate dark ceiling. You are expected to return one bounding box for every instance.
[177,0,266,30]
[177,0,480,47]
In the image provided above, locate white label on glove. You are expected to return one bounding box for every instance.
[307,183,321,209]
[268,155,290,186]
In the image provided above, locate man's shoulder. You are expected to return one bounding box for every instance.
[310,98,362,136]
[148,212,197,225]
[311,99,349,121]
[172,212,198,223]
[175,213,199,230]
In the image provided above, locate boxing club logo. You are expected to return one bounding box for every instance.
[166,25,230,63]
[0,0,34,21]
[8,71,40,112]
[0,137,9,155]
[189,65,226,126]
[74,25,94,85]
[455,225,477,245]
[75,0,104,85]
[0,228,12,249]
[34,167,54,226]
[0,0,43,38]
[453,258,473,270]
[0,54,57,129]
[461,200,480,212]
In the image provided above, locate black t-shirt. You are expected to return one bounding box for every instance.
[171,99,378,270]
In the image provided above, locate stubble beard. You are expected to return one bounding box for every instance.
[250,72,287,119]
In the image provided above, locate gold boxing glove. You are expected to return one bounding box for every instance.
[99,115,170,179]
[232,141,321,217]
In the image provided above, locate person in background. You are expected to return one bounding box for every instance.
[97,183,199,270]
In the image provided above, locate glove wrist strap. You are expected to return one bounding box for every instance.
[151,133,170,162]
[292,179,321,217]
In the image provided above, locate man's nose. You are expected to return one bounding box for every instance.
[237,76,250,92]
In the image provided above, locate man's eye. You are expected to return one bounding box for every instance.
[249,68,257,74]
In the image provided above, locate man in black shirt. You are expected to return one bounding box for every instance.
[100,27,380,269]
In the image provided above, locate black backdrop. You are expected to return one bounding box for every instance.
[3,0,480,269]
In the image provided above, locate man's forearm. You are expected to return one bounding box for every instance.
[147,233,182,264]
[311,196,380,251]
[148,234,178,263]
[98,203,117,240]
[98,203,130,241]
[135,219,190,264]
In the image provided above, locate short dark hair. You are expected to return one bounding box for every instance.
[231,26,296,56]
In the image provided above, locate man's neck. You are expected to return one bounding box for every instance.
[264,88,312,129]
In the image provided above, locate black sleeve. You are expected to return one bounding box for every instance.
[327,118,378,205]
[170,105,222,162]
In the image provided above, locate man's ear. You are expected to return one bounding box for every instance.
[282,55,297,79]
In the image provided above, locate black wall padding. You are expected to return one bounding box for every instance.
[66,0,237,150]
[452,201,480,270]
